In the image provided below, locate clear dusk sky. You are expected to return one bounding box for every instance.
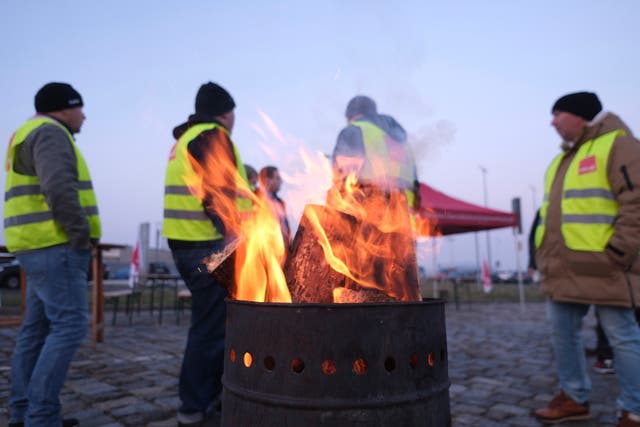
[1,1,639,272]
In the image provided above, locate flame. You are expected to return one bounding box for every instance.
[414,208,441,238]
[193,111,426,304]
[232,200,291,302]
[189,130,291,303]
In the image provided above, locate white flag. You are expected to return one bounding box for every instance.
[482,259,492,293]
[128,240,141,288]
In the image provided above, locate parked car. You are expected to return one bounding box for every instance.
[490,270,533,284]
[491,270,517,284]
[107,263,131,280]
[104,261,177,279]
[0,255,21,289]
[436,267,479,284]
[148,261,176,275]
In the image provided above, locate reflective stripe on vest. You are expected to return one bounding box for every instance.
[350,120,416,205]
[4,117,101,252]
[535,129,623,251]
[162,123,251,241]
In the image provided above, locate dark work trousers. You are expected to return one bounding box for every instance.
[171,242,228,417]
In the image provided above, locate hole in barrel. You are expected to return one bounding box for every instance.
[229,348,236,363]
[384,357,396,372]
[322,359,337,375]
[427,352,435,367]
[243,352,253,368]
[291,358,305,373]
[353,358,368,375]
[264,356,275,371]
[409,353,419,369]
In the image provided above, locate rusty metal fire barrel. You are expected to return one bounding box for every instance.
[221,299,450,426]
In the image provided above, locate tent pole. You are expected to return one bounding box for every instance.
[474,232,481,291]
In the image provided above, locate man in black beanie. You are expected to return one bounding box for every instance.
[5,82,100,427]
[532,92,640,426]
[34,82,84,114]
[552,91,602,120]
[162,82,252,427]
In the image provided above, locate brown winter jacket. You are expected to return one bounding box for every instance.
[536,112,640,307]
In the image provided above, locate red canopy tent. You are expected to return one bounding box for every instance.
[416,183,518,236]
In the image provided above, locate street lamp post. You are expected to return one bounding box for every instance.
[479,165,492,271]
[529,184,537,217]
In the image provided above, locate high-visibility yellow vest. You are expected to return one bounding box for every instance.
[350,120,417,206]
[4,117,101,252]
[535,130,624,251]
[162,123,251,241]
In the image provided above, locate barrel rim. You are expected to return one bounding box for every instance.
[225,298,445,308]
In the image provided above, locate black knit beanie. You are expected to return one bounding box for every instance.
[35,82,83,113]
[195,82,235,116]
[345,95,377,119]
[551,92,602,121]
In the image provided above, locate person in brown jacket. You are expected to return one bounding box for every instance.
[532,92,640,426]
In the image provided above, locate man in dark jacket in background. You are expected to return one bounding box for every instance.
[162,82,251,427]
[331,95,421,213]
[327,95,422,302]
[5,82,101,427]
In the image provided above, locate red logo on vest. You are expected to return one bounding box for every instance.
[168,142,178,160]
[578,155,597,175]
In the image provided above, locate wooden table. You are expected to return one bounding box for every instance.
[0,243,126,348]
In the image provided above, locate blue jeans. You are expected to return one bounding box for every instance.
[172,243,228,419]
[549,301,640,414]
[9,244,90,427]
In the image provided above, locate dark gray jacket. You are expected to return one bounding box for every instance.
[12,119,91,249]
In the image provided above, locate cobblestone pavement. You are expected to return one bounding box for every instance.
[0,302,621,427]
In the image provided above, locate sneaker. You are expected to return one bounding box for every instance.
[593,358,615,374]
[177,421,203,427]
[618,411,640,427]
[532,390,592,424]
[177,411,204,427]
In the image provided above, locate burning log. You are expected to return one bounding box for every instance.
[205,238,241,298]
[283,204,351,303]
[284,185,421,303]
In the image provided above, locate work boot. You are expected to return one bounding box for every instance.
[618,411,640,427]
[532,390,592,424]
